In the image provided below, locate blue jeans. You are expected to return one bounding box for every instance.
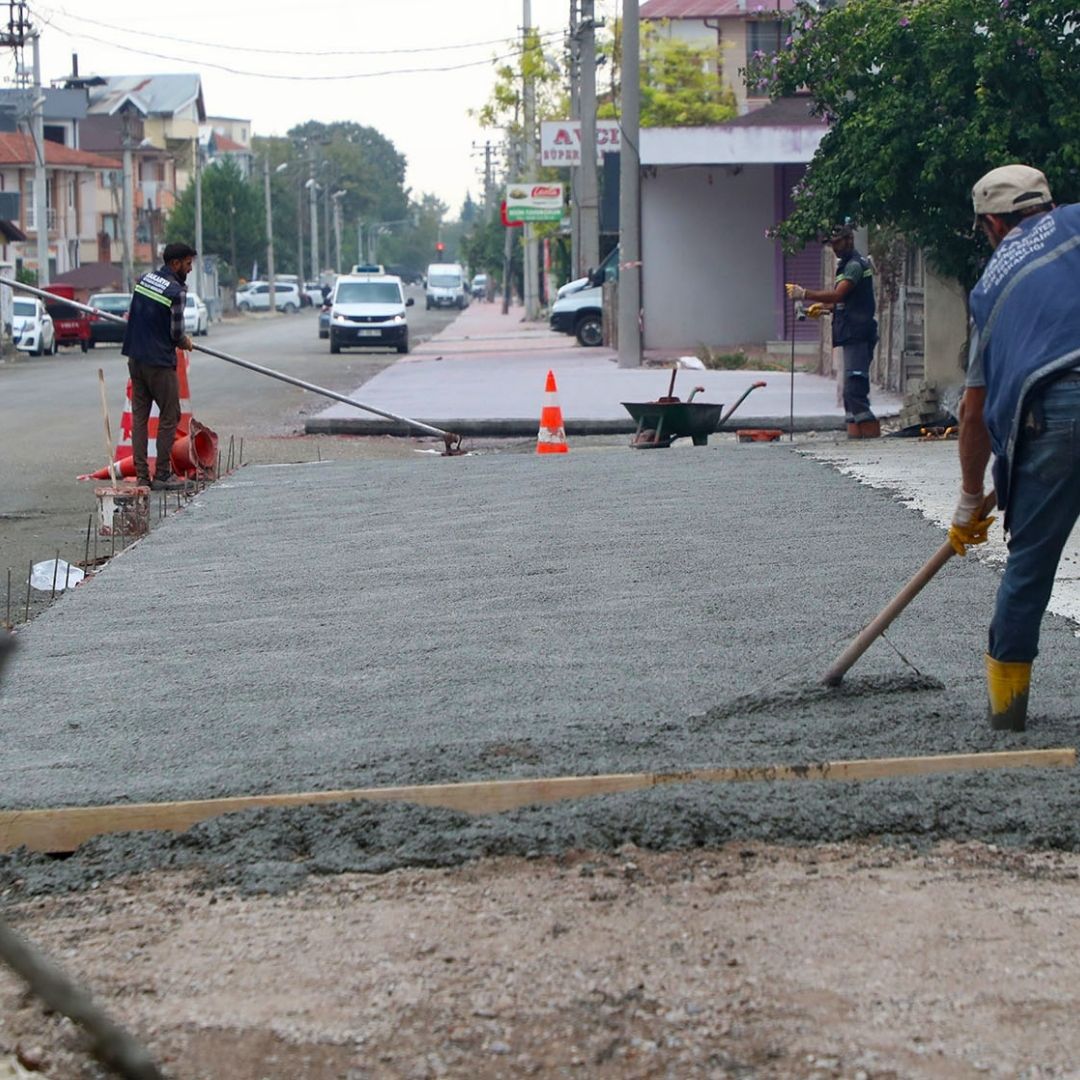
[841,342,875,423]
[989,377,1080,662]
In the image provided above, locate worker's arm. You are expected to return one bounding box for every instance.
[957,385,992,497]
[171,291,193,352]
[787,258,861,304]
[801,278,855,305]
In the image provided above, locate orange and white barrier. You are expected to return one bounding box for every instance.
[115,348,192,465]
[537,369,568,454]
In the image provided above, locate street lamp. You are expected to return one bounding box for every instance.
[304,176,320,282]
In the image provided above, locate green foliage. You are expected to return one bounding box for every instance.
[695,345,749,370]
[746,0,1080,287]
[165,157,262,284]
[598,19,738,127]
[15,265,37,287]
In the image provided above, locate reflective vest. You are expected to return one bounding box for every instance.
[832,250,877,346]
[122,267,184,367]
[970,204,1080,507]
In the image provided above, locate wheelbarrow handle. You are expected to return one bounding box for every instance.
[718,380,767,428]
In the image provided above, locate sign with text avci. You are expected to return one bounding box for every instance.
[540,120,621,165]
[505,183,564,222]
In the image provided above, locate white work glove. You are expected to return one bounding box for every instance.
[785,283,806,300]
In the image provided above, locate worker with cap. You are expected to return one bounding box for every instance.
[122,242,196,491]
[950,163,1080,731]
[786,223,880,438]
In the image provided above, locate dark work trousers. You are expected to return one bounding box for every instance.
[989,376,1080,662]
[127,358,181,483]
[841,341,876,423]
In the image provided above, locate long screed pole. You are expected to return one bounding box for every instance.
[0,277,462,451]
[822,492,998,686]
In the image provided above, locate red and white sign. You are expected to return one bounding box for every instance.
[505,183,564,222]
[540,120,621,165]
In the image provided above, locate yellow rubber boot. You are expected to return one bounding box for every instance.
[985,654,1031,732]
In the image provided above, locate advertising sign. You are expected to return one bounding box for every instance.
[540,120,621,165]
[505,183,564,222]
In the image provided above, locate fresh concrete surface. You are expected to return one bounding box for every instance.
[2,444,1077,835]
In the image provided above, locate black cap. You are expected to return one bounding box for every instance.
[828,223,854,241]
[163,242,197,263]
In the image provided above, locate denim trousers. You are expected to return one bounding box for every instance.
[841,341,875,423]
[989,377,1080,661]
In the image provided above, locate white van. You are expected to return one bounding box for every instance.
[329,272,413,354]
[425,263,469,310]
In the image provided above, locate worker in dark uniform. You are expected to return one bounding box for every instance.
[122,242,196,491]
[786,224,880,438]
[949,164,1080,732]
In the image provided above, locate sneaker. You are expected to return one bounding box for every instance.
[150,474,188,492]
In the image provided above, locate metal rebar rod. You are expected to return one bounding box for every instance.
[5,567,10,627]
[239,437,244,466]
[227,434,235,473]
[84,516,92,569]
[50,550,59,601]
[25,560,31,622]
[0,276,455,443]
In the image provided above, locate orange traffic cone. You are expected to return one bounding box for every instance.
[537,369,568,454]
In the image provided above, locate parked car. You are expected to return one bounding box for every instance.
[471,273,489,299]
[556,245,619,299]
[303,282,326,307]
[12,297,56,355]
[184,292,209,336]
[274,274,312,307]
[328,273,413,354]
[87,292,132,347]
[235,281,301,313]
[550,284,603,347]
[45,284,90,352]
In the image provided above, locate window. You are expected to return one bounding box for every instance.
[335,281,402,304]
[746,19,792,72]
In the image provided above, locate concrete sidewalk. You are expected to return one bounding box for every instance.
[306,302,902,437]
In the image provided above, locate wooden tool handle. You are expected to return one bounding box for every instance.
[822,491,997,686]
[97,369,119,486]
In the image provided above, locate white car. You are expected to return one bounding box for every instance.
[236,281,301,313]
[12,297,57,355]
[184,292,209,336]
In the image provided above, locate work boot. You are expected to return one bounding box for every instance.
[985,654,1031,732]
[858,418,881,438]
[846,422,861,439]
[150,473,188,492]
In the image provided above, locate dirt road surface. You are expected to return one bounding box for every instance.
[3,842,1079,1079]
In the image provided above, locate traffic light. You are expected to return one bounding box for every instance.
[435,241,445,254]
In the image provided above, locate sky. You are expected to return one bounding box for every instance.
[19,0,624,214]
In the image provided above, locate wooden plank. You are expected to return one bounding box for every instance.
[0,748,1073,855]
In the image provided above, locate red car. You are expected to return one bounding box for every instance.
[45,284,91,353]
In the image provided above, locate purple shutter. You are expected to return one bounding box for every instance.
[779,164,822,344]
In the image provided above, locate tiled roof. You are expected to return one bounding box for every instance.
[49,262,125,289]
[213,133,248,152]
[641,0,797,16]
[0,133,121,169]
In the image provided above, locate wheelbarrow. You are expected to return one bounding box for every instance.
[623,372,767,448]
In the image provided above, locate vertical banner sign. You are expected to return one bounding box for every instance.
[505,183,564,222]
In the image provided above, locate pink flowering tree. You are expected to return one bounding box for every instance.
[745,0,1080,286]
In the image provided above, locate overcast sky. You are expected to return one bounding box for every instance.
[20,0,623,215]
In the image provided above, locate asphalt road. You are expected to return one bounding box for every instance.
[0,284,455,621]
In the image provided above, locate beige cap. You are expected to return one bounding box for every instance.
[972,164,1052,215]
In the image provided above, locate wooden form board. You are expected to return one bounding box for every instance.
[0,747,1073,855]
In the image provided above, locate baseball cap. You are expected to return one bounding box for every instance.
[827,223,854,241]
[971,165,1052,216]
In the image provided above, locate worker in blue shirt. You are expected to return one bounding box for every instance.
[949,164,1080,731]
[121,242,196,491]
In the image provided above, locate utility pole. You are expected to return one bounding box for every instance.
[617,0,642,368]
[193,137,203,298]
[118,109,136,292]
[522,0,539,319]
[331,192,344,273]
[307,151,319,282]
[568,0,581,278]
[322,166,331,275]
[295,172,304,279]
[30,29,48,284]
[263,155,276,314]
[578,0,600,274]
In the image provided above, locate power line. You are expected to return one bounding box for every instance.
[36,12,544,81]
[34,3,564,59]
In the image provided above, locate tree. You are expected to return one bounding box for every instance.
[598,19,738,127]
[746,0,1080,287]
[165,157,262,285]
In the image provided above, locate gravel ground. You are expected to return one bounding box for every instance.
[3,841,1080,1079]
